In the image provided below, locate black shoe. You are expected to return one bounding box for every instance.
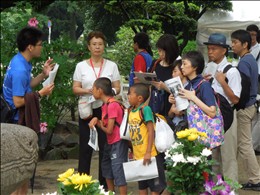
[241,182,260,191]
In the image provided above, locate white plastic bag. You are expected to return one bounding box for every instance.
[88,127,99,151]
[78,97,92,120]
[154,115,175,153]
[120,109,131,141]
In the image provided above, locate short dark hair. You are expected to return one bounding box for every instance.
[182,51,205,75]
[156,34,179,66]
[133,32,153,56]
[87,31,106,45]
[246,24,259,33]
[93,77,113,96]
[173,59,182,72]
[231,29,251,50]
[131,83,150,102]
[16,27,43,52]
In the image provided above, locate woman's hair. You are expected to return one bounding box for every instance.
[16,27,43,52]
[131,83,150,102]
[93,77,113,96]
[156,34,179,66]
[133,32,153,56]
[231,29,251,50]
[182,51,205,75]
[87,31,107,45]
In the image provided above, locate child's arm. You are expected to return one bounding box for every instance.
[98,118,115,135]
[89,117,99,129]
[143,121,154,165]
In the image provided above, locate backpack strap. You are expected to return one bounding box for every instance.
[256,50,260,61]
[150,59,161,73]
[104,98,124,127]
[222,64,233,83]
[138,51,153,72]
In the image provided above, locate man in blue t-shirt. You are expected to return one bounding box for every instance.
[231,29,260,191]
[2,26,55,194]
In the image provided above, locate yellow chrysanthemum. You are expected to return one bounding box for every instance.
[188,133,198,141]
[71,173,93,191]
[62,177,72,186]
[57,168,74,182]
[198,132,207,138]
[176,130,190,139]
[189,128,198,134]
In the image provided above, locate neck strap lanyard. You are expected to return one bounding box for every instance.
[90,58,103,79]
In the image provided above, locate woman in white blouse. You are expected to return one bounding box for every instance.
[72,31,121,189]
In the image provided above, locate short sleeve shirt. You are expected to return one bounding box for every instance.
[102,100,123,144]
[128,105,157,160]
[211,57,241,105]
[73,59,121,108]
[3,53,32,120]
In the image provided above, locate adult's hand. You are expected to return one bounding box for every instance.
[38,83,55,97]
[42,58,55,77]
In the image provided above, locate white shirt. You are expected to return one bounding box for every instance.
[73,59,121,108]
[250,43,260,74]
[210,57,242,105]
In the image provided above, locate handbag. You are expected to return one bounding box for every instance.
[119,109,131,141]
[78,97,93,120]
[186,101,224,149]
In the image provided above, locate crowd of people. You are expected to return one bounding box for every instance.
[2,23,260,194]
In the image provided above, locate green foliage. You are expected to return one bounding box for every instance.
[1,3,89,131]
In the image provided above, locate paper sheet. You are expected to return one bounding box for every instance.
[123,157,158,182]
[42,63,59,87]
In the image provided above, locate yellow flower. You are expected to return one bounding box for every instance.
[57,168,74,182]
[176,130,190,139]
[198,132,207,138]
[189,128,198,134]
[188,133,198,141]
[71,173,93,191]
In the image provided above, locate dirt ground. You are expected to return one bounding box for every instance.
[30,152,260,195]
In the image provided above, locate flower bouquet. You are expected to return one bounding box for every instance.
[165,128,215,194]
[57,168,113,195]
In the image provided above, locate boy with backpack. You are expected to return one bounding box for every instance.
[203,33,242,182]
[89,77,128,194]
[127,83,166,194]
[231,29,260,191]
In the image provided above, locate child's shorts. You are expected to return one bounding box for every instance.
[138,153,166,192]
[102,139,128,186]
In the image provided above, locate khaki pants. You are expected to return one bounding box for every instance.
[221,110,238,182]
[237,105,260,184]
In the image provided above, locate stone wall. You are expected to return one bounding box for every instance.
[39,121,80,161]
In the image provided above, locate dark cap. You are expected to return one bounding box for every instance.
[204,33,230,48]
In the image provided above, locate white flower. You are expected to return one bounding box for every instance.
[99,185,115,195]
[187,156,201,165]
[201,148,212,157]
[171,153,187,167]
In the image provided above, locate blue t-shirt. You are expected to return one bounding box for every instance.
[237,54,258,107]
[189,75,216,107]
[3,52,32,120]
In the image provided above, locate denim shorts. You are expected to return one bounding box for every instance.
[138,153,167,192]
[101,139,128,186]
